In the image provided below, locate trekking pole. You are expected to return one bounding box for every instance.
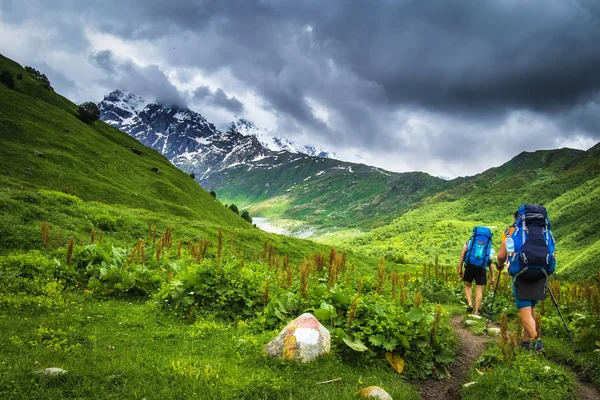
[484,262,501,334]
[547,284,579,352]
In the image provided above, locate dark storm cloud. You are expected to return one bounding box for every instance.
[3,0,599,175]
[192,85,244,114]
[90,50,186,107]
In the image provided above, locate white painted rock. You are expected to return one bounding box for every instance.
[37,367,68,376]
[265,313,330,362]
[487,327,501,335]
[356,386,393,400]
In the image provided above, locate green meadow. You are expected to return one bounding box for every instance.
[1,53,599,399]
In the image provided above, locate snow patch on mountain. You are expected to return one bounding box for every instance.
[232,119,337,159]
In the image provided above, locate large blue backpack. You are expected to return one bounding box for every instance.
[464,226,493,269]
[507,204,556,281]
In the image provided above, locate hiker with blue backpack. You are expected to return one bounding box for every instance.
[497,204,556,352]
[458,226,496,315]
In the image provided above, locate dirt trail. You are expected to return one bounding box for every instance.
[417,315,494,400]
[416,315,600,400]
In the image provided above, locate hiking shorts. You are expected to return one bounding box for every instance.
[463,264,486,285]
[512,284,538,309]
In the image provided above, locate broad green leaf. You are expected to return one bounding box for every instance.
[343,337,369,352]
[314,308,331,322]
[87,276,101,289]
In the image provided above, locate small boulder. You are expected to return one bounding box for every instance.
[356,386,393,400]
[37,367,68,376]
[464,319,476,326]
[265,313,330,362]
[150,167,160,174]
[33,150,44,157]
[468,314,483,319]
[487,327,501,336]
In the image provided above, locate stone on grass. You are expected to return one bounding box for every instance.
[468,314,482,319]
[265,313,330,362]
[33,150,44,157]
[37,367,68,376]
[463,381,477,388]
[487,327,501,335]
[356,386,393,399]
[464,319,476,326]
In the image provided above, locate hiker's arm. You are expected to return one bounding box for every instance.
[457,247,466,277]
[489,260,496,283]
[497,242,507,270]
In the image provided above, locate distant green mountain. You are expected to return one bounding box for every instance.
[216,155,452,230]
[331,145,600,279]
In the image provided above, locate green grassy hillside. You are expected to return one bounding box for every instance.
[0,53,389,273]
[215,155,451,230]
[0,54,249,229]
[330,146,600,279]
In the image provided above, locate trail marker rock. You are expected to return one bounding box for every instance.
[37,367,68,376]
[265,313,330,362]
[487,327,501,335]
[356,386,393,399]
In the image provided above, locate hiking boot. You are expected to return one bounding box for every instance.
[466,305,473,313]
[521,340,532,351]
[535,340,543,353]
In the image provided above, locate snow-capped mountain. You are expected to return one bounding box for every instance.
[98,90,338,189]
[232,119,337,159]
[98,89,271,188]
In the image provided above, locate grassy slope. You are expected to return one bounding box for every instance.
[330,146,600,279]
[216,154,450,230]
[0,54,248,228]
[0,53,386,272]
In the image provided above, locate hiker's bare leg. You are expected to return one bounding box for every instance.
[475,285,483,314]
[464,282,472,307]
[520,306,537,340]
[530,307,538,338]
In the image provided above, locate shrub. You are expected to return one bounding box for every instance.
[91,212,120,231]
[78,101,100,123]
[229,204,239,215]
[210,191,217,198]
[241,210,252,223]
[24,66,52,89]
[189,172,196,179]
[0,70,15,89]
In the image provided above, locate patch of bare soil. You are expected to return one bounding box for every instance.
[417,315,494,400]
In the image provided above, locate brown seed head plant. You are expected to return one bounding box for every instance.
[390,271,399,300]
[216,229,223,271]
[413,291,423,308]
[90,228,95,244]
[41,222,51,247]
[347,277,363,328]
[299,259,311,299]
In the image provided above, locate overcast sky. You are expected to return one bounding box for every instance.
[1,0,599,178]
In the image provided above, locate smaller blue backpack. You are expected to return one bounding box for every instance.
[507,204,556,281]
[464,226,493,269]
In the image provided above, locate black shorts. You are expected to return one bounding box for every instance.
[463,264,486,285]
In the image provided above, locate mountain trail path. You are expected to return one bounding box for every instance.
[416,315,600,400]
[575,381,600,400]
[417,315,494,400]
